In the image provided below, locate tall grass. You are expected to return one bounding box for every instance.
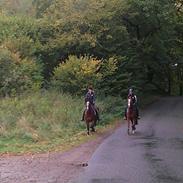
[0,91,124,154]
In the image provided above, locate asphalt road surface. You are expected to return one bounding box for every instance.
[72,97,183,183]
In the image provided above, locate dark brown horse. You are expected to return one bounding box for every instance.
[84,101,97,135]
[127,96,138,135]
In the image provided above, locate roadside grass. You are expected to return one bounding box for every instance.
[0,91,124,154]
[0,91,160,155]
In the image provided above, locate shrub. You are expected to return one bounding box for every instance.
[51,55,102,94]
[51,55,119,95]
[0,47,43,96]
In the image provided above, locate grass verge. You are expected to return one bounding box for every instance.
[0,91,124,155]
[0,91,160,155]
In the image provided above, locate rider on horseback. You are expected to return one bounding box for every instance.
[124,88,140,120]
[81,86,100,121]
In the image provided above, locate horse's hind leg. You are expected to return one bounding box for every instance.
[94,119,97,127]
[132,121,136,134]
[132,124,136,131]
[91,121,96,132]
[86,123,90,135]
[135,118,138,125]
[91,127,95,132]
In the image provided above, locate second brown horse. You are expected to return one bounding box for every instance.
[127,96,138,135]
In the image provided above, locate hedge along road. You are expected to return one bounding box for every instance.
[72,97,183,183]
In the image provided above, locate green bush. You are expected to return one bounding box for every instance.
[51,55,102,94]
[51,55,119,95]
[0,47,43,96]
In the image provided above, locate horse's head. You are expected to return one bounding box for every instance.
[128,96,133,109]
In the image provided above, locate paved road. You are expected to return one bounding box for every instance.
[72,97,183,183]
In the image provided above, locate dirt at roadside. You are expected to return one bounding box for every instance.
[0,122,122,183]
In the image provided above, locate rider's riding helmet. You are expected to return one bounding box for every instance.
[128,87,134,95]
[88,85,93,90]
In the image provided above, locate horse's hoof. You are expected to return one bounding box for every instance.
[132,130,135,134]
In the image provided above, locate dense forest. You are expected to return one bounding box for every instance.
[0,0,182,97]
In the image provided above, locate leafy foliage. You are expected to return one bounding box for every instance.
[52,56,116,94]
[0,0,183,96]
[0,47,43,96]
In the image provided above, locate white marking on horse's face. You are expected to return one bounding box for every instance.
[86,101,90,110]
[128,98,131,107]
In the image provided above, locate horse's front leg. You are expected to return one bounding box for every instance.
[127,119,130,135]
[86,122,90,135]
[132,120,136,134]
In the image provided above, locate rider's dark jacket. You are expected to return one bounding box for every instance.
[85,91,95,105]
